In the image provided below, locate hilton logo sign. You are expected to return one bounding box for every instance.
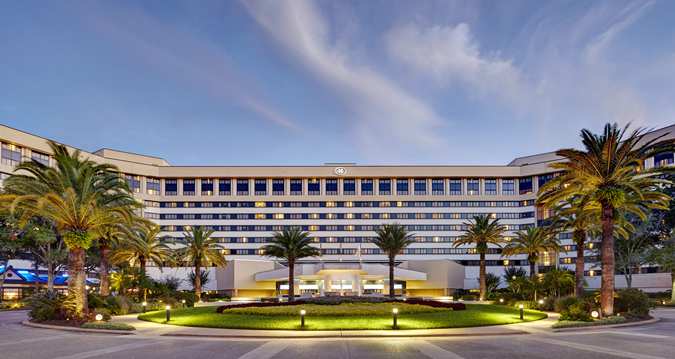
[334,167,346,176]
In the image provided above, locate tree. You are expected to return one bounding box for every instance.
[111,219,172,301]
[649,238,675,303]
[0,215,23,302]
[370,223,415,298]
[503,227,559,278]
[615,226,654,288]
[0,141,137,317]
[177,226,227,302]
[454,216,504,301]
[22,219,66,293]
[538,123,672,315]
[262,227,319,302]
[485,272,501,298]
[542,268,575,298]
[94,220,128,297]
[189,270,210,290]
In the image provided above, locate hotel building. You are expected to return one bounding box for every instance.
[1,124,673,299]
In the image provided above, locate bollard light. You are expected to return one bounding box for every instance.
[165,305,171,322]
[300,309,306,328]
[95,314,103,322]
[142,301,147,313]
[519,304,524,320]
[181,299,186,308]
[499,298,504,303]
[538,299,544,305]
[392,308,399,329]
[591,310,599,319]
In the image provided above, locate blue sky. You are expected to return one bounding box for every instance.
[1,0,674,165]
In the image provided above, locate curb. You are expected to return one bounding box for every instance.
[552,317,660,332]
[159,328,530,339]
[22,320,136,335]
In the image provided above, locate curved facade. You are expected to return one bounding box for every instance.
[1,124,673,297]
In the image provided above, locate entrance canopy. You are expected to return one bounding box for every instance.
[254,262,427,282]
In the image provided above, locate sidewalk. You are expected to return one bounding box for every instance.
[110,312,559,338]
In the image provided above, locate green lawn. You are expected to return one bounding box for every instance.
[137,304,547,330]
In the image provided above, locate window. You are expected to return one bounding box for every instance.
[165,179,177,196]
[146,178,160,195]
[1,143,21,166]
[396,179,409,195]
[378,179,391,195]
[467,179,480,195]
[325,179,338,195]
[218,179,231,195]
[254,179,267,195]
[655,152,674,167]
[308,179,320,195]
[124,174,141,193]
[290,179,302,195]
[414,179,427,195]
[31,151,49,166]
[484,179,497,195]
[361,179,373,195]
[343,179,355,195]
[237,179,249,195]
[201,179,214,196]
[538,173,555,188]
[182,179,196,195]
[272,179,284,195]
[501,179,515,195]
[519,177,533,194]
[431,179,444,195]
[449,179,462,195]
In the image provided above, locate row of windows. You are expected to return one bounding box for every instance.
[147,200,536,208]
[219,248,503,256]
[160,224,533,232]
[197,236,467,243]
[0,143,49,167]
[152,211,535,220]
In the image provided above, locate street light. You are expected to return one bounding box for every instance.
[300,309,306,328]
[142,301,147,313]
[165,305,171,322]
[392,308,399,329]
[518,304,524,320]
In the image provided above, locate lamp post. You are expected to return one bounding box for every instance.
[181,299,186,308]
[392,308,399,329]
[165,305,171,322]
[300,309,306,328]
[518,304,524,320]
[142,301,147,313]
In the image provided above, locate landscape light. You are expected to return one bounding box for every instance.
[142,301,147,313]
[392,308,399,329]
[499,298,504,303]
[591,310,599,319]
[165,305,171,322]
[181,299,186,308]
[300,309,306,328]
[538,299,544,305]
[95,314,103,321]
[518,304,524,320]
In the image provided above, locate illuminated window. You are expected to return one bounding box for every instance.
[201,179,214,196]
[255,213,265,219]
[255,201,266,208]
[146,178,160,195]
[326,201,336,207]
[273,213,284,219]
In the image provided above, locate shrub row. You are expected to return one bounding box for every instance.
[216,298,466,314]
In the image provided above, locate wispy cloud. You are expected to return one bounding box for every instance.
[242,0,446,160]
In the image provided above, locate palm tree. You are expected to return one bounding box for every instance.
[503,227,559,279]
[111,219,172,301]
[454,216,504,301]
[0,141,136,317]
[262,227,319,301]
[542,268,575,298]
[177,226,227,302]
[371,224,415,298]
[538,123,672,315]
[95,220,128,297]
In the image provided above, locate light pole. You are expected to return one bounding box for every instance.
[392,308,399,329]
[518,304,524,320]
[165,305,171,322]
[300,309,306,328]
[142,301,147,313]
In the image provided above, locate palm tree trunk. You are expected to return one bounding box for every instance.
[99,244,111,297]
[33,259,40,292]
[574,229,586,298]
[288,260,295,302]
[479,252,486,301]
[600,202,615,316]
[530,259,537,301]
[389,256,396,298]
[194,259,202,302]
[47,261,54,293]
[139,257,146,302]
[67,248,88,318]
[670,270,674,303]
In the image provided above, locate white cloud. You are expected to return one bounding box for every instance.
[385,23,527,108]
[242,0,446,159]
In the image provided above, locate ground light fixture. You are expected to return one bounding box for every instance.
[392,308,399,329]
[591,310,599,319]
[518,304,524,320]
[142,301,147,313]
[165,305,171,322]
[499,298,504,303]
[181,299,186,308]
[300,309,306,328]
[538,299,544,305]
[95,314,103,321]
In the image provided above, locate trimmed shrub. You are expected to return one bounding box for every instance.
[91,308,112,321]
[105,295,133,315]
[555,296,592,321]
[81,322,135,331]
[29,292,66,322]
[554,296,579,313]
[87,293,107,309]
[614,289,650,319]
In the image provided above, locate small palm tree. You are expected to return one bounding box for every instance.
[454,216,504,301]
[371,223,415,298]
[262,227,320,302]
[539,123,672,315]
[177,226,227,302]
[94,220,128,297]
[503,227,559,279]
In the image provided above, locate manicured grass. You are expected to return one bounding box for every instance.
[138,304,547,330]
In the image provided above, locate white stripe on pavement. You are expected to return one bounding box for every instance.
[528,337,667,359]
[415,340,465,359]
[50,340,160,359]
[236,341,289,359]
[603,331,671,339]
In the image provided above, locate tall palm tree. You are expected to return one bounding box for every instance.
[538,123,672,315]
[177,226,227,302]
[453,216,504,301]
[503,227,559,279]
[0,141,136,317]
[111,219,172,301]
[94,220,128,297]
[371,224,415,298]
[262,228,319,301]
